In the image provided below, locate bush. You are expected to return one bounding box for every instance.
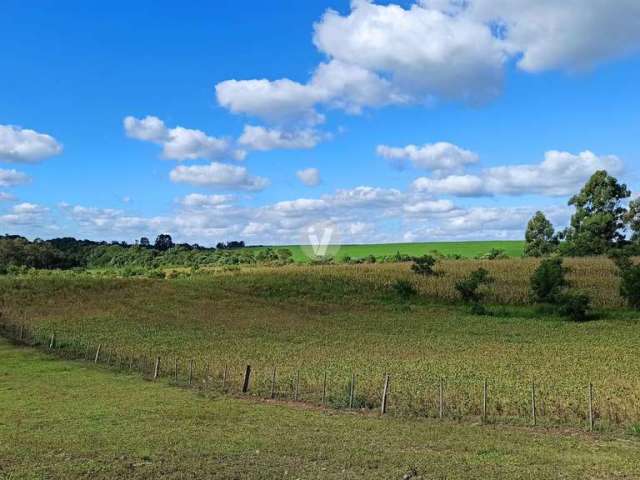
[530,257,567,304]
[530,257,591,321]
[477,248,508,260]
[556,292,590,322]
[610,252,640,309]
[411,255,437,276]
[391,279,417,300]
[455,268,493,314]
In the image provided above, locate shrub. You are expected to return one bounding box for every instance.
[556,292,590,322]
[455,268,493,314]
[477,249,508,260]
[530,257,592,321]
[530,257,567,304]
[610,252,640,309]
[391,279,417,300]
[411,255,437,276]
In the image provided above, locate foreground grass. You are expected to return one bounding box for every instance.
[1,339,639,480]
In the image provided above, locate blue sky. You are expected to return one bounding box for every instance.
[1,0,639,245]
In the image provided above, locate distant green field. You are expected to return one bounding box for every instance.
[251,240,525,262]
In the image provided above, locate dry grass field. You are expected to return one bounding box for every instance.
[1,256,639,430]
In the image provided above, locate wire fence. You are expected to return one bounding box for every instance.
[1,319,637,433]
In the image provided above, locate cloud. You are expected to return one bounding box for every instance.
[467,0,640,72]
[377,142,479,176]
[216,1,640,125]
[296,168,321,187]
[179,193,234,208]
[215,60,401,126]
[403,199,457,215]
[0,202,49,226]
[402,204,572,241]
[123,115,168,142]
[314,1,506,103]
[124,115,244,161]
[239,125,322,151]
[52,180,574,246]
[169,162,269,191]
[0,168,30,188]
[413,150,623,197]
[60,204,169,231]
[216,79,325,126]
[0,125,63,163]
[0,192,16,201]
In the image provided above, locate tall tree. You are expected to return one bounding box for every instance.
[625,198,640,243]
[524,211,557,257]
[154,234,174,251]
[562,170,631,255]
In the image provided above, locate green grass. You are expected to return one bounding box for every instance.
[249,240,525,262]
[2,339,639,479]
[3,267,640,428]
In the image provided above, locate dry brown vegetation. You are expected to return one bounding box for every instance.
[1,256,638,430]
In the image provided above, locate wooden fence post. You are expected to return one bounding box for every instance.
[294,370,300,401]
[174,358,179,382]
[588,382,594,432]
[94,344,102,363]
[482,379,488,424]
[153,356,160,380]
[349,373,356,408]
[18,324,24,342]
[531,381,537,427]
[204,362,210,388]
[438,379,444,419]
[270,367,277,399]
[49,333,55,350]
[222,365,228,390]
[188,360,194,386]
[381,374,390,415]
[242,365,252,393]
[322,370,327,405]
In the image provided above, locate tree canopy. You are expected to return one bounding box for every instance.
[561,170,631,255]
[524,211,557,257]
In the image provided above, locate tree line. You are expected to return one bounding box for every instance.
[0,234,291,273]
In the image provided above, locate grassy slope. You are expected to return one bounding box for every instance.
[1,339,639,480]
[2,268,640,426]
[250,240,525,262]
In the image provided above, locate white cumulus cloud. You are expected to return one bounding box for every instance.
[169,162,269,191]
[124,115,244,161]
[296,168,321,187]
[0,168,30,188]
[412,150,624,197]
[239,125,322,151]
[0,125,62,163]
[377,142,479,176]
[215,1,640,125]
[179,193,234,208]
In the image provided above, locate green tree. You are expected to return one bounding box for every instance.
[530,257,566,303]
[154,234,174,251]
[624,198,640,243]
[562,170,631,255]
[524,211,557,257]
